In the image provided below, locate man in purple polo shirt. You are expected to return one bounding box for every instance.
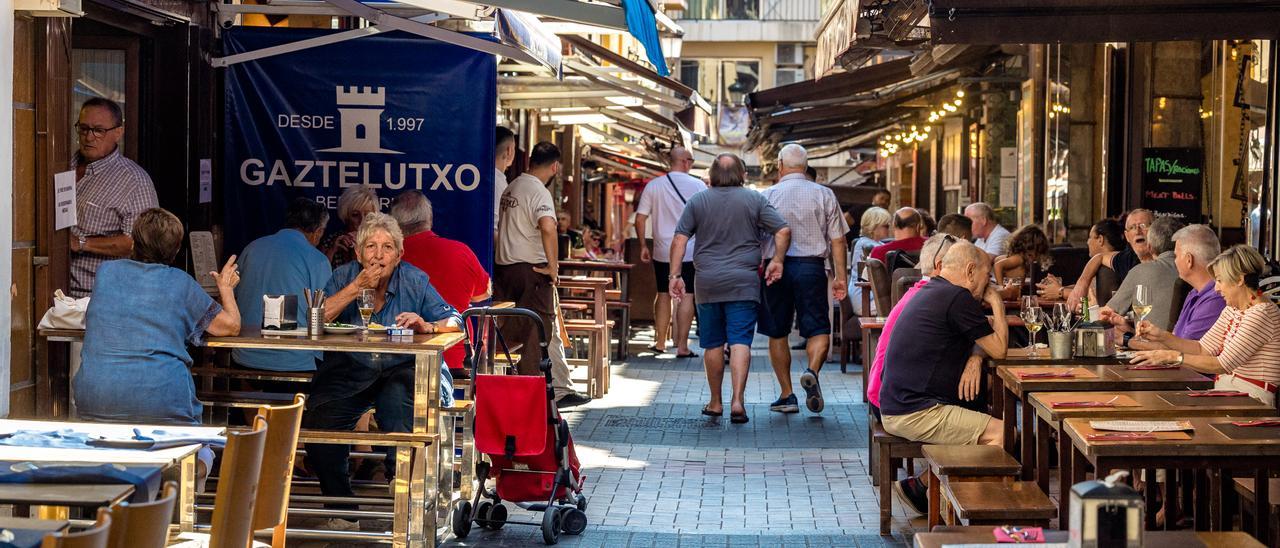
[1132,224,1224,348]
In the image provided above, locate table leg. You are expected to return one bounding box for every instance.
[1058,423,1072,529]
[1020,395,1034,480]
[1213,469,1228,531]
[1163,469,1177,530]
[1035,415,1051,493]
[1002,387,1017,458]
[1144,468,1158,531]
[393,446,411,548]
[1254,468,1270,545]
[1194,469,1209,531]
[34,506,68,521]
[414,352,441,435]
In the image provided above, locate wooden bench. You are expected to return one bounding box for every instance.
[564,319,611,398]
[941,481,1056,527]
[922,445,1021,529]
[873,420,925,534]
[561,297,631,360]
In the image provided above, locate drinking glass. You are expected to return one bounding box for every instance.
[1133,285,1152,323]
[1022,307,1044,357]
[357,289,375,329]
[1053,302,1070,332]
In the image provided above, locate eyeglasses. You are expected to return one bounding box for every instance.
[74,124,120,138]
[926,234,958,270]
[1125,223,1150,233]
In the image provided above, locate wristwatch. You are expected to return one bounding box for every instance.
[669,275,682,280]
[76,235,86,252]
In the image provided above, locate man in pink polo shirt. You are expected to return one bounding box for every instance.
[866,232,960,414]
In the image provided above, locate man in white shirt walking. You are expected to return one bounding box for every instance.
[635,146,706,358]
[965,202,1011,259]
[494,127,516,237]
[495,141,591,409]
[758,144,848,414]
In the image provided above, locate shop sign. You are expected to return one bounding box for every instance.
[1140,147,1203,223]
[223,27,497,268]
[815,0,860,78]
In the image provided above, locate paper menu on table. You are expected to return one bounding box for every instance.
[1090,420,1194,432]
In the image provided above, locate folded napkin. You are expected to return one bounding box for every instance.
[1018,371,1075,379]
[1187,391,1251,397]
[1230,419,1280,427]
[1125,364,1180,370]
[993,525,1045,543]
[1087,432,1159,441]
[1051,401,1114,409]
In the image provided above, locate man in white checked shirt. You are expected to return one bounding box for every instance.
[69,98,158,297]
[758,144,849,415]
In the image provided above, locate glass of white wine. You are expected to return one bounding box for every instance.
[1022,296,1042,357]
[357,288,375,330]
[1133,285,1153,324]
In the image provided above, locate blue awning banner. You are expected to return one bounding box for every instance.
[621,0,668,77]
[495,9,563,77]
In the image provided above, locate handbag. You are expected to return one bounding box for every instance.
[37,290,89,330]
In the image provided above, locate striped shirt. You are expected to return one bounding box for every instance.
[760,173,848,259]
[70,148,158,297]
[1199,302,1280,384]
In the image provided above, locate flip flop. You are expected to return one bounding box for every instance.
[701,405,722,417]
[646,345,666,353]
[730,412,749,424]
[676,351,699,358]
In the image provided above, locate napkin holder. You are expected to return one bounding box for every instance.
[1074,322,1116,358]
[263,295,298,330]
[1069,471,1143,547]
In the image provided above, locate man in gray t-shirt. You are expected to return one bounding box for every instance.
[669,154,790,424]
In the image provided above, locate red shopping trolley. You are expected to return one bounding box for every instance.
[452,307,587,545]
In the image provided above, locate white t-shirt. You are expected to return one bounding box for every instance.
[493,167,508,234]
[635,171,706,263]
[496,173,555,265]
[976,223,1011,255]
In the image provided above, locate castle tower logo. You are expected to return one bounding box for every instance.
[320,85,401,155]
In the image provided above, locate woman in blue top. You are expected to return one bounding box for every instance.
[303,212,462,516]
[75,208,242,425]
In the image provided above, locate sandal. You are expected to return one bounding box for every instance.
[676,351,699,358]
[701,405,722,417]
[645,344,666,353]
[730,411,749,424]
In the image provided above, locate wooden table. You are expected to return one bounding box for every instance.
[0,483,134,509]
[0,419,221,533]
[1064,416,1280,542]
[995,363,1213,480]
[205,329,462,547]
[914,526,1264,548]
[558,276,613,325]
[560,262,632,360]
[1027,390,1274,526]
[0,517,70,548]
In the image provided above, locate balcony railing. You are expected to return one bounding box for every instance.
[672,0,820,21]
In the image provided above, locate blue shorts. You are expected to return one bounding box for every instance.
[757,257,832,339]
[696,301,758,349]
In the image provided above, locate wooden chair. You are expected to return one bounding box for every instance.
[837,296,860,374]
[864,258,892,316]
[252,394,305,548]
[872,419,924,535]
[890,267,923,307]
[922,445,1021,529]
[177,417,268,548]
[941,481,1056,527]
[42,507,112,548]
[106,481,177,548]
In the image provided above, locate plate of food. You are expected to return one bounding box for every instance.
[324,322,360,334]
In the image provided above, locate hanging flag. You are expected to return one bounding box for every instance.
[621,0,668,77]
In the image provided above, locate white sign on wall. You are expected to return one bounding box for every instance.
[54,170,77,231]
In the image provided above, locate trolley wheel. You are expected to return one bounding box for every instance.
[475,501,492,526]
[451,500,473,539]
[575,494,588,511]
[560,508,587,535]
[541,507,562,545]
[485,503,508,530]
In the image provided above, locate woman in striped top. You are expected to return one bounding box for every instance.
[1131,245,1280,405]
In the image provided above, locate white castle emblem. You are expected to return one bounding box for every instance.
[320,86,401,155]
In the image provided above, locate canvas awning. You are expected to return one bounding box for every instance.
[930,0,1280,44]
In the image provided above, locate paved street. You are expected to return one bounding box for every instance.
[442,329,923,547]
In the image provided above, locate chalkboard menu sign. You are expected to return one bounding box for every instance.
[1141,148,1203,222]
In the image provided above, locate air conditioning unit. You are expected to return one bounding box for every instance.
[16,0,83,17]
[776,44,804,66]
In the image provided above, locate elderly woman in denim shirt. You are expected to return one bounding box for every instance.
[303,212,462,516]
[76,208,242,425]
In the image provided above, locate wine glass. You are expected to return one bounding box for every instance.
[357,289,375,330]
[1022,307,1044,357]
[1133,285,1153,323]
[1053,302,1071,332]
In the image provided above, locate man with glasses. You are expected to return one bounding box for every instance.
[70,97,158,297]
[1051,209,1157,311]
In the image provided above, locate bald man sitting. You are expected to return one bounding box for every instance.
[878,242,1009,515]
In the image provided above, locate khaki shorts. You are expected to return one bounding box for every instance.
[882,404,991,445]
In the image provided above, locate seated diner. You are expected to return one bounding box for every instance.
[1130,245,1280,406]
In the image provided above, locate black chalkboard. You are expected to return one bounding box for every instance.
[1141,148,1203,223]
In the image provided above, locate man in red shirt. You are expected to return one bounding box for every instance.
[869,207,927,263]
[390,191,491,372]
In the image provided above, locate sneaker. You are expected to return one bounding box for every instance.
[314,518,361,532]
[555,392,592,409]
[800,369,824,413]
[769,394,799,413]
[892,477,928,518]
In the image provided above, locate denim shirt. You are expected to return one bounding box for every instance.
[313,261,461,408]
[75,260,220,425]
